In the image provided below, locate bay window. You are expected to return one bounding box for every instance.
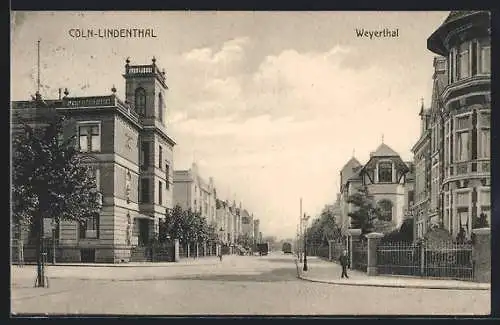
[456,132,469,162]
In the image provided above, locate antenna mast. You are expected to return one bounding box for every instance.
[37,39,41,94]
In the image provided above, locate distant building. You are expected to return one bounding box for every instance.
[339,143,415,235]
[253,219,260,244]
[12,57,175,263]
[339,157,364,234]
[240,209,254,244]
[173,162,217,224]
[424,10,491,239]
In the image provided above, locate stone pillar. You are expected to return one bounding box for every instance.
[347,229,362,270]
[173,239,180,262]
[328,240,333,261]
[472,228,490,283]
[366,232,384,276]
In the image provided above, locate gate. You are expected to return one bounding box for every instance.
[377,241,474,281]
[352,240,368,272]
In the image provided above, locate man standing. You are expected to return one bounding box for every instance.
[339,250,350,279]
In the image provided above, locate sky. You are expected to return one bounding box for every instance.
[11,11,449,240]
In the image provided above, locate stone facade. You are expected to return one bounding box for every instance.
[339,144,415,235]
[172,162,217,224]
[424,11,491,239]
[11,57,176,263]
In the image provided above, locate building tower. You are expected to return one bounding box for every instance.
[123,57,176,244]
[427,11,491,239]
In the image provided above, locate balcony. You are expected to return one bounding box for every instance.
[445,159,490,181]
[441,75,490,104]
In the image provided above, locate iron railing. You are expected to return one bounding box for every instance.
[377,241,474,281]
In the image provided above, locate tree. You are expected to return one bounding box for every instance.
[347,186,380,235]
[12,111,101,287]
[306,206,342,246]
[472,213,489,229]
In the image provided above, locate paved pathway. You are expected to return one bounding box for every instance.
[296,257,490,290]
[11,253,490,315]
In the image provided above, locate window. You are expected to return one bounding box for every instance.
[141,142,150,170]
[158,181,162,205]
[158,93,164,122]
[159,146,163,169]
[456,132,469,161]
[378,162,393,183]
[79,212,100,239]
[480,46,490,74]
[458,49,469,79]
[141,178,150,203]
[135,88,146,115]
[408,190,414,206]
[478,129,490,158]
[471,41,477,75]
[165,163,170,189]
[456,191,469,206]
[449,50,455,83]
[79,124,100,152]
[377,200,393,222]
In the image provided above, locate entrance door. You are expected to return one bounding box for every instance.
[138,219,149,246]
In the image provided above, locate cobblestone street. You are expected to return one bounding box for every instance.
[11,253,490,315]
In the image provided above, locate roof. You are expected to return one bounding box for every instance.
[371,143,400,157]
[427,11,489,56]
[341,157,361,171]
[443,11,479,24]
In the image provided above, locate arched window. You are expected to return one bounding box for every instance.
[135,87,146,115]
[158,92,164,122]
[378,162,393,183]
[377,199,393,222]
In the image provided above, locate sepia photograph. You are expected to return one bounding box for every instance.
[10,10,491,316]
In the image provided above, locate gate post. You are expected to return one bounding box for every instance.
[420,241,425,276]
[366,232,383,276]
[347,229,362,270]
[472,228,490,283]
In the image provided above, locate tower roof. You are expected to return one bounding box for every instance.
[371,143,400,157]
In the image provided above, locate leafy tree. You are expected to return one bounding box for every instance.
[347,186,380,235]
[472,213,489,229]
[306,206,342,246]
[12,110,101,287]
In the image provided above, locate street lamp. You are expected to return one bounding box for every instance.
[219,227,224,256]
[302,214,310,272]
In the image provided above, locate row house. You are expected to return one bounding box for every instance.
[412,10,491,240]
[172,162,217,225]
[339,143,415,235]
[12,58,176,263]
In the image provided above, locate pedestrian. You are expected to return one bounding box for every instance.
[219,251,223,262]
[339,250,349,279]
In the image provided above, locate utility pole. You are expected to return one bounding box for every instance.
[299,198,303,263]
[37,39,41,95]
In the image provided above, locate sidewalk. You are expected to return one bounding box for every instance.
[295,257,490,291]
[11,256,223,268]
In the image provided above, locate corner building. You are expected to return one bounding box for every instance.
[12,58,175,263]
[427,11,491,239]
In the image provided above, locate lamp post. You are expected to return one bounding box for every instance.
[219,227,224,257]
[302,214,310,272]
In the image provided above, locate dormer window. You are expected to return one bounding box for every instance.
[135,87,146,116]
[378,162,393,183]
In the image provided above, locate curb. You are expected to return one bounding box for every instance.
[297,275,490,291]
[11,261,222,268]
[295,260,489,291]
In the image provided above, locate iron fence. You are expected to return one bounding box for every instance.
[377,241,474,281]
[329,241,346,262]
[352,240,368,272]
